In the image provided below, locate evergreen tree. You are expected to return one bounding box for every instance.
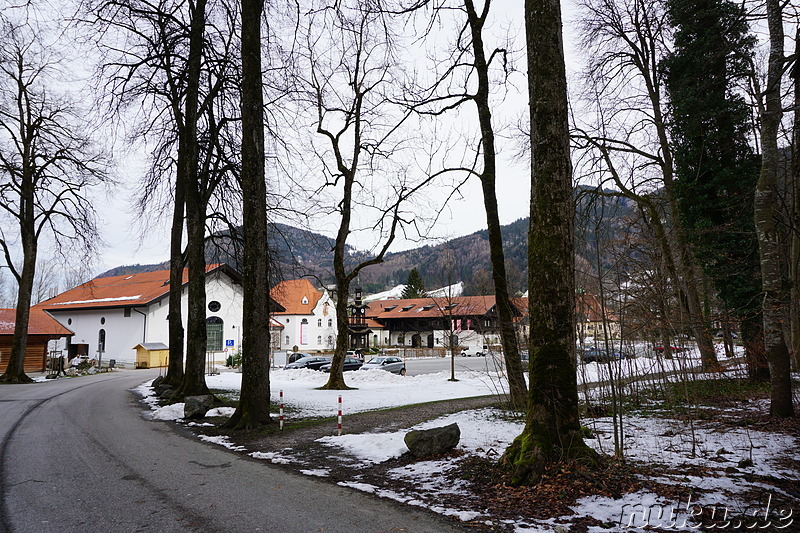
[662,0,766,378]
[401,268,426,299]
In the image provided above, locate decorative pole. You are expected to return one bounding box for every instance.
[337,395,343,436]
[279,390,284,431]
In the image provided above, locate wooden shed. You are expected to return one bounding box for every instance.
[0,308,73,373]
[133,343,169,369]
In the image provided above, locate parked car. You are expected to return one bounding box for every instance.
[287,352,312,364]
[320,357,364,373]
[361,356,406,375]
[284,355,332,370]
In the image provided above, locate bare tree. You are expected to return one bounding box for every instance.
[0,18,109,383]
[572,0,720,371]
[223,0,271,429]
[500,0,597,485]
[296,1,435,390]
[753,0,794,417]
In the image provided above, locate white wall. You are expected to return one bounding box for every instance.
[47,307,146,364]
[278,292,337,352]
[47,270,246,364]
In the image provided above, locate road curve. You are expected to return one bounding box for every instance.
[0,370,465,533]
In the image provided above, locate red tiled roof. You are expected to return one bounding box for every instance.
[0,308,73,336]
[36,264,227,311]
[367,296,498,319]
[270,279,323,315]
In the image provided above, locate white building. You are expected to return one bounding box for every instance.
[36,264,281,365]
[270,279,337,352]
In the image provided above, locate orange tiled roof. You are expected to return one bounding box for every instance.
[367,296,498,319]
[0,308,74,336]
[36,264,227,311]
[270,279,323,315]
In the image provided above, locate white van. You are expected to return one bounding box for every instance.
[460,345,487,357]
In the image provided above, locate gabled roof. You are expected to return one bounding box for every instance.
[270,279,323,315]
[0,308,74,337]
[367,296,499,319]
[37,264,234,311]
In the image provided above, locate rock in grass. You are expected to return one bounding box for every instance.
[184,395,215,419]
[404,423,460,458]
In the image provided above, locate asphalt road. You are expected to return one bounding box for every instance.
[404,353,506,376]
[0,370,465,533]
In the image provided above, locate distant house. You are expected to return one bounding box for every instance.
[513,294,620,343]
[0,308,74,373]
[37,264,284,366]
[365,296,511,350]
[270,279,336,352]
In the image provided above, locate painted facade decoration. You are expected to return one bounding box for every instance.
[269,279,337,352]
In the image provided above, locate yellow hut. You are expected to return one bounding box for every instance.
[133,343,169,369]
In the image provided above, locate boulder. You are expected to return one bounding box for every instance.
[155,383,173,397]
[404,423,460,458]
[184,395,215,419]
[151,375,165,389]
[159,388,174,400]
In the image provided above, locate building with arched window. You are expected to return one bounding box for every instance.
[37,264,285,366]
[270,279,336,351]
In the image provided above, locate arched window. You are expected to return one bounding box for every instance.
[98,329,106,352]
[328,319,333,327]
[206,317,224,351]
[317,335,322,345]
[317,319,322,327]
[285,335,290,346]
[327,335,333,346]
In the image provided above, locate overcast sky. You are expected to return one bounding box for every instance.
[87,0,590,276]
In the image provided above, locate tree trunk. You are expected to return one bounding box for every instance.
[1,234,36,384]
[464,0,527,410]
[224,0,272,429]
[1,157,37,384]
[173,0,210,400]
[755,0,794,417]
[500,0,597,485]
[164,160,186,388]
[790,24,800,373]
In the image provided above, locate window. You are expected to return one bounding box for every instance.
[124,308,131,318]
[397,334,405,345]
[285,335,290,346]
[302,296,309,305]
[327,335,333,346]
[328,319,333,327]
[100,317,106,325]
[67,318,72,325]
[317,319,322,327]
[98,329,106,352]
[208,300,221,312]
[317,335,322,345]
[206,317,224,351]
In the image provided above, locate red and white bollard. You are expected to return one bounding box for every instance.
[337,395,343,436]
[279,390,284,431]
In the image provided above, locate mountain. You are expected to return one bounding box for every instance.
[98,189,639,295]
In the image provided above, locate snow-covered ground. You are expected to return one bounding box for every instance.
[136,347,798,532]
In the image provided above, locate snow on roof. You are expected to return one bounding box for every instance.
[52,295,143,306]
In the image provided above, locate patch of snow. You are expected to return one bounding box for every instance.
[206,407,235,418]
[152,403,185,421]
[52,295,143,305]
[299,468,330,477]
[198,434,246,451]
[250,451,292,464]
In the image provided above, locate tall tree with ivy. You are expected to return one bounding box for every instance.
[401,268,426,299]
[662,0,766,378]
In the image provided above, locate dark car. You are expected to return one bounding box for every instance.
[287,352,312,364]
[581,348,614,363]
[361,356,406,375]
[320,357,364,373]
[284,356,332,370]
